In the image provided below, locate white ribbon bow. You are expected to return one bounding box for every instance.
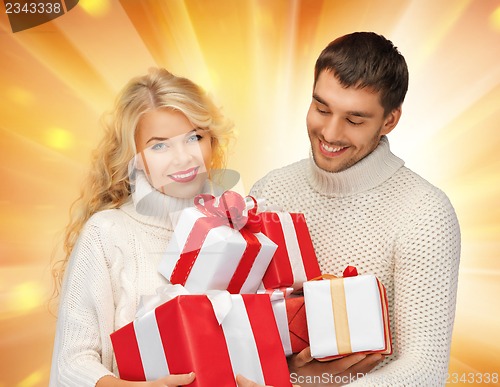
[136,284,233,325]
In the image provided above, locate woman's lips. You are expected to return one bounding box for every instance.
[168,166,199,183]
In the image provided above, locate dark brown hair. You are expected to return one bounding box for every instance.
[314,32,409,115]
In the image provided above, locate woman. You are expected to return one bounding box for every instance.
[50,68,247,386]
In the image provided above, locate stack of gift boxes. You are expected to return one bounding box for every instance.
[110,191,392,386]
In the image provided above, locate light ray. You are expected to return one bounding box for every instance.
[1,1,499,386]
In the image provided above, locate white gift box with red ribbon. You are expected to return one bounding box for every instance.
[158,192,277,294]
[111,286,291,386]
[303,267,392,359]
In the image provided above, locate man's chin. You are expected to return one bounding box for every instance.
[312,151,344,173]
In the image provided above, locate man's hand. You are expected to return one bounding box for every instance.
[288,347,384,386]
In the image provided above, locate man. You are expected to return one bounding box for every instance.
[250,32,461,386]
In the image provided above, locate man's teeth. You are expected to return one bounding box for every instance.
[321,143,346,153]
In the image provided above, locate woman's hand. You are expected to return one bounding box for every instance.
[96,372,195,387]
[149,372,196,386]
[236,375,267,387]
[236,374,301,387]
[288,347,384,386]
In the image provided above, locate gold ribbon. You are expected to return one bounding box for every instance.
[330,278,352,355]
[310,273,337,281]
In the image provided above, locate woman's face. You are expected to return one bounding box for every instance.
[135,108,213,198]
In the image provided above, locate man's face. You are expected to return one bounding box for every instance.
[307,70,400,173]
[135,109,212,198]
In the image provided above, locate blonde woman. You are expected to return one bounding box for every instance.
[49,68,261,387]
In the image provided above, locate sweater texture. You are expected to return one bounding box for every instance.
[250,136,461,386]
[49,173,215,386]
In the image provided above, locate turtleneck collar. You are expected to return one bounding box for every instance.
[120,171,221,230]
[307,136,404,197]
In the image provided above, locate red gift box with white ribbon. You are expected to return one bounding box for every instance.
[259,287,309,356]
[303,266,392,360]
[258,287,294,356]
[285,295,309,354]
[158,191,277,294]
[259,211,321,291]
[111,287,292,386]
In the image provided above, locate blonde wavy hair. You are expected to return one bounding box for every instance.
[52,68,233,296]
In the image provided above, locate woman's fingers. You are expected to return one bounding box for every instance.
[235,374,271,387]
[159,372,196,386]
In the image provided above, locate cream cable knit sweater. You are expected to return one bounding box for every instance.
[49,174,210,386]
[250,136,461,386]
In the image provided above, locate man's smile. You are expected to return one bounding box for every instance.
[319,140,349,157]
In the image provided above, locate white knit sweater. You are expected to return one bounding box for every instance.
[49,174,211,386]
[250,136,461,386]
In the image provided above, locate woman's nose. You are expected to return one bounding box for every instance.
[171,143,194,165]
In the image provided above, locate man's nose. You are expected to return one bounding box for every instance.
[322,116,344,143]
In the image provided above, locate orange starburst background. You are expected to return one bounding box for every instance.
[1,0,499,386]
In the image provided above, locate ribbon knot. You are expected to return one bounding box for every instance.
[169,191,264,293]
[343,266,358,278]
[194,191,262,232]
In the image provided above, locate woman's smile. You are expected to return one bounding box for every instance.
[168,166,200,183]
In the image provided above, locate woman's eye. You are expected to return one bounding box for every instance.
[187,134,203,143]
[151,142,168,151]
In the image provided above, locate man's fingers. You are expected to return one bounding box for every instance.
[329,353,367,369]
[346,354,384,375]
[289,349,383,383]
[330,353,385,384]
[292,347,313,368]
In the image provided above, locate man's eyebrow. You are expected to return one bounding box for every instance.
[312,94,329,106]
[346,110,373,118]
[313,94,373,118]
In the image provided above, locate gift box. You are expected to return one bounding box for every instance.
[286,295,309,354]
[260,288,309,355]
[303,266,392,359]
[158,191,277,294]
[259,211,321,291]
[111,289,292,387]
[258,288,293,356]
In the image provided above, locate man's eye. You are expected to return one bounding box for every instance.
[347,118,363,126]
[316,106,329,115]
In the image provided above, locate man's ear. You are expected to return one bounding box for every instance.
[381,106,402,135]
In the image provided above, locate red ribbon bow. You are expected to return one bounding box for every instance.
[194,191,262,233]
[170,191,263,293]
[343,266,358,278]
